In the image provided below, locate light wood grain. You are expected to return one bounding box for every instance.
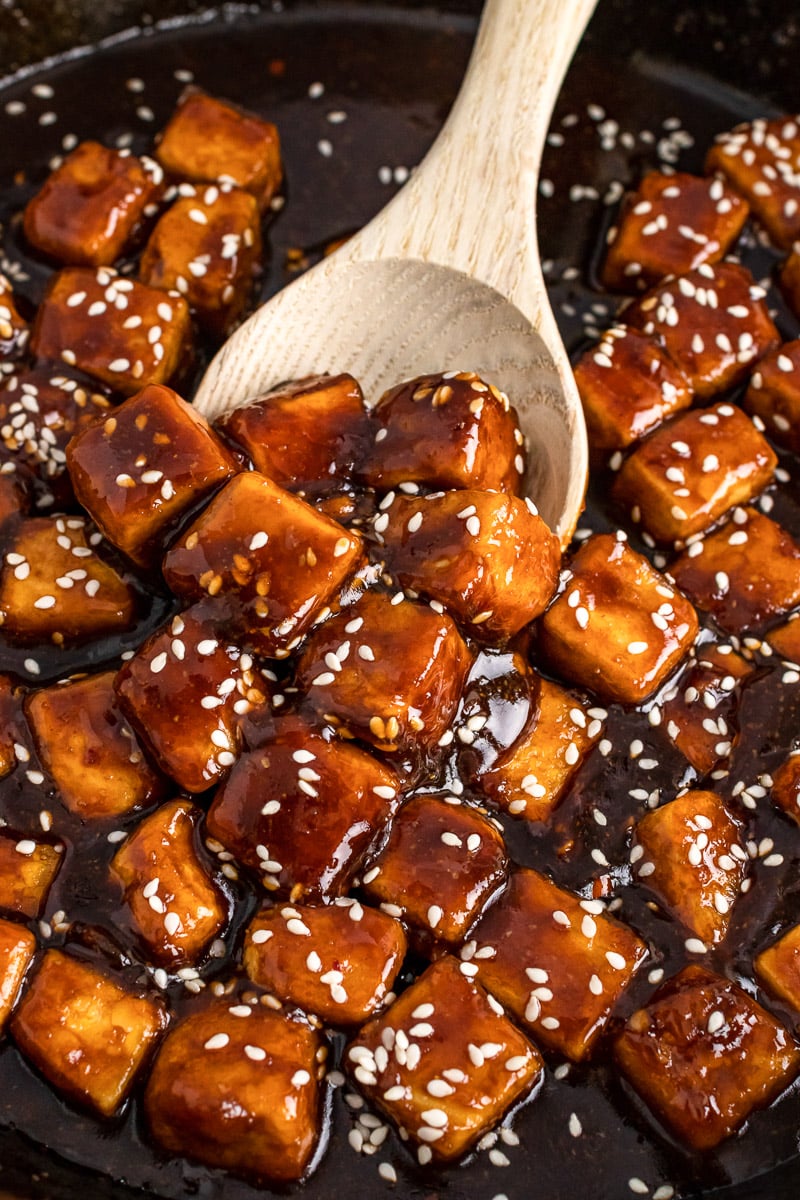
[195,0,596,543]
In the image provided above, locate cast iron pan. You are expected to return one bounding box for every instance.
[0,2,799,1198]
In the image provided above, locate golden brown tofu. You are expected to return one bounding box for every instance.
[659,641,753,774]
[573,325,693,455]
[31,267,192,397]
[111,799,227,967]
[0,834,63,918]
[613,402,776,545]
[756,925,800,1015]
[295,589,472,751]
[26,671,164,819]
[379,489,560,641]
[140,185,261,334]
[538,533,698,705]
[144,1001,322,1182]
[0,516,135,644]
[0,275,30,362]
[632,789,746,946]
[625,262,779,398]
[162,472,363,657]
[706,116,800,249]
[671,507,800,634]
[363,795,508,948]
[770,751,800,826]
[0,918,36,1033]
[156,89,282,210]
[244,899,407,1025]
[615,964,800,1150]
[744,340,800,455]
[768,612,800,663]
[346,956,542,1163]
[12,950,166,1117]
[23,142,163,267]
[469,868,647,1061]
[115,606,270,793]
[217,373,371,496]
[67,383,239,567]
[358,370,525,493]
[602,171,748,293]
[206,720,400,900]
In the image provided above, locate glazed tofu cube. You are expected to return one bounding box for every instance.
[243,899,407,1025]
[468,868,647,1061]
[0,515,135,644]
[615,964,800,1150]
[217,373,371,495]
[363,795,508,948]
[471,674,605,821]
[671,507,800,634]
[768,613,800,663]
[11,949,166,1117]
[659,641,753,774]
[23,142,163,267]
[706,116,800,250]
[0,463,31,527]
[538,533,698,705]
[756,925,800,1015]
[631,789,746,947]
[603,171,748,292]
[31,267,192,396]
[155,89,282,210]
[67,383,239,567]
[0,674,18,781]
[613,402,777,545]
[346,956,541,1163]
[111,799,227,967]
[115,607,270,793]
[140,185,261,334]
[295,590,471,751]
[573,325,693,454]
[0,918,36,1032]
[744,339,800,454]
[26,671,164,819]
[0,833,62,918]
[162,472,363,656]
[0,276,30,362]
[379,489,560,640]
[770,751,800,825]
[206,721,400,900]
[144,1002,321,1183]
[625,262,779,397]
[358,370,525,493]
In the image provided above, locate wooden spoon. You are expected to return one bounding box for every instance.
[194,0,596,544]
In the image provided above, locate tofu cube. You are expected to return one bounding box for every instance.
[358,370,525,493]
[115,606,271,793]
[756,925,800,1015]
[671,507,800,634]
[243,899,407,1025]
[631,789,746,947]
[295,589,471,750]
[625,262,779,397]
[23,142,163,267]
[615,964,800,1150]
[346,955,542,1163]
[144,1001,321,1182]
[0,276,30,362]
[0,918,36,1032]
[26,671,165,819]
[705,116,800,250]
[538,533,698,705]
[217,373,371,496]
[31,267,192,396]
[659,641,753,774]
[573,325,693,454]
[471,674,605,821]
[768,613,800,663]
[140,184,261,334]
[770,751,800,826]
[0,515,135,644]
[206,721,400,901]
[603,171,748,292]
[613,402,776,545]
[0,463,31,527]
[162,472,363,656]
[379,489,560,640]
[155,89,282,210]
[0,834,63,918]
[363,795,508,948]
[67,383,239,567]
[468,868,647,1061]
[11,949,166,1117]
[744,339,800,454]
[111,799,227,967]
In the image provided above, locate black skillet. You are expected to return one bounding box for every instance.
[0,1,799,1197]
